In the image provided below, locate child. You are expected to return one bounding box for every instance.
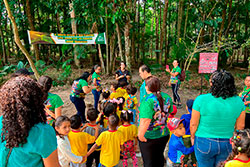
[180,99,196,166]
[167,117,194,167]
[110,82,120,100]
[84,108,107,167]
[125,85,138,123]
[54,116,85,167]
[68,115,99,167]
[98,89,110,112]
[87,115,125,167]
[219,129,250,167]
[116,97,125,119]
[116,81,128,98]
[97,102,116,128]
[118,110,138,167]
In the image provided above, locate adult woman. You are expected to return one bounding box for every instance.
[0,76,60,167]
[38,75,64,126]
[91,65,102,111]
[70,72,96,123]
[190,70,245,167]
[239,75,250,129]
[115,62,131,86]
[138,76,173,167]
[166,60,182,107]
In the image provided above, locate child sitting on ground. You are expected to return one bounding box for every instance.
[118,110,138,167]
[180,99,196,166]
[68,115,99,167]
[125,85,138,123]
[219,129,250,167]
[87,115,125,167]
[167,117,194,167]
[54,116,85,167]
[84,108,106,167]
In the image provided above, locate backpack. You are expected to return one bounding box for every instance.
[126,95,135,109]
[179,69,186,81]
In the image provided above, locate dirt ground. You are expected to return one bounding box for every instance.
[49,69,203,167]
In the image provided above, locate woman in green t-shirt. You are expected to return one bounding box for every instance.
[70,72,96,123]
[91,65,102,111]
[239,75,250,129]
[38,76,64,126]
[138,76,173,167]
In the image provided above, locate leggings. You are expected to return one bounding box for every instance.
[122,140,137,167]
[139,135,169,167]
[171,83,180,103]
[70,96,86,123]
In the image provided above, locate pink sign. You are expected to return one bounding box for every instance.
[199,53,218,73]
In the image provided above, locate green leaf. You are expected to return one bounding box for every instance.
[111,15,116,24]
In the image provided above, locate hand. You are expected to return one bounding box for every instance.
[244,101,250,105]
[168,82,171,87]
[191,137,195,146]
[119,75,124,79]
[138,134,147,142]
[94,124,100,131]
[81,156,87,163]
[166,68,170,73]
[80,123,88,131]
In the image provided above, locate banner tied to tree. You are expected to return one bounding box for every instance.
[27,31,106,45]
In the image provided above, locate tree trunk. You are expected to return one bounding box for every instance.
[154,0,159,63]
[56,12,63,58]
[141,0,146,60]
[116,23,123,62]
[136,0,140,62]
[225,0,232,37]
[183,4,189,39]
[159,0,169,64]
[0,24,7,65]
[149,17,154,58]
[25,0,39,61]
[124,20,131,71]
[3,0,39,79]
[4,14,10,59]
[109,33,116,71]
[218,1,227,41]
[131,0,137,64]
[177,0,184,44]
[105,5,109,74]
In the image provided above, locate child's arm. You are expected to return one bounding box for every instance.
[134,137,138,151]
[176,141,194,155]
[87,143,99,157]
[93,124,100,139]
[80,123,88,132]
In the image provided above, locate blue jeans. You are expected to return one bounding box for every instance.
[92,89,101,111]
[194,136,232,167]
[70,96,86,123]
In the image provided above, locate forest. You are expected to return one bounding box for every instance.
[0,0,249,85]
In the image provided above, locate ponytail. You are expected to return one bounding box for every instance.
[153,91,164,112]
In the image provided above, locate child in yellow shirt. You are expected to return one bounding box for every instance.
[116,81,128,98]
[68,115,99,167]
[87,115,124,167]
[110,82,120,100]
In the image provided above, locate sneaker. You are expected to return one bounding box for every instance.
[136,152,142,157]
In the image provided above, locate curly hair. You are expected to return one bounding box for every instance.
[0,76,47,148]
[210,69,237,99]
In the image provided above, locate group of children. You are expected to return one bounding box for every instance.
[54,81,139,167]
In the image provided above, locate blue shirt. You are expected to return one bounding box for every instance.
[0,116,57,167]
[168,134,194,163]
[139,81,147,104]
[180,112,191,135]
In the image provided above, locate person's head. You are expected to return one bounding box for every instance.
[119,81,127,88]
[91,65,101,74]
[0,76,46,148]
[120,110,133,123]
[38,75,53,93]
[127,85,137,96]
[103,102,116,117]
[169,105,177,118]
[110,82,118,92]
[210,69,237,99]
[245,75,250,88]
[167,117,185,137]
[70,115,82,130]
[117,97,125,111]
[230,129,250,157]
[12,68,34,78]
[87,108,98,122]
[139,65,151,80]
[120,62,126,70]
[108,114,119,130]
[173,60,179,68]
[102,89,110,99]
[186,99,194,114]
[55,116,71,137]
[76,72,91,82]
[145,76,164,112]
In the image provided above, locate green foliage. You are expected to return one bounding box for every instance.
[35,60,50,75]
[53,59,73,87]
[185,70,191,81]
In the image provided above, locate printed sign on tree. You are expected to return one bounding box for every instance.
[199,53,218,73]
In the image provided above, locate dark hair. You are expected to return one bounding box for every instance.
[102,90,110,99]
[76,72,90,81]
[103,102,116,117]
[120,110,133,123]
[218,129,250,167]
[245,75,250,79]
[54,116,71,138]
[127,85,137,95]
[140,65,151,73]
[119,81,127,88]
[111,82,119,90]
[0,76,47,148]
[87,108,98,121]
[117,97,125,111]
[210,69,237,99]
[145,76,164,112]
[38,75,53,93]
[91,64,101,74]
[108,114,119,128]
[70,115,82,129]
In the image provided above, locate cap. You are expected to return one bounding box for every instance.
[14,68,34,76]
[186,99,194,111]
[168,105,177,118]
[167,117,184,131]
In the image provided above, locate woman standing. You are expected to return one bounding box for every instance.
[115,62,131,86]
[91,65,102,111]
[138,76,173,167]
[38,75,64,126]
[70,72,97,123]
[239,75,250,129]
[190,70,246,167]
[0,76,60,167]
